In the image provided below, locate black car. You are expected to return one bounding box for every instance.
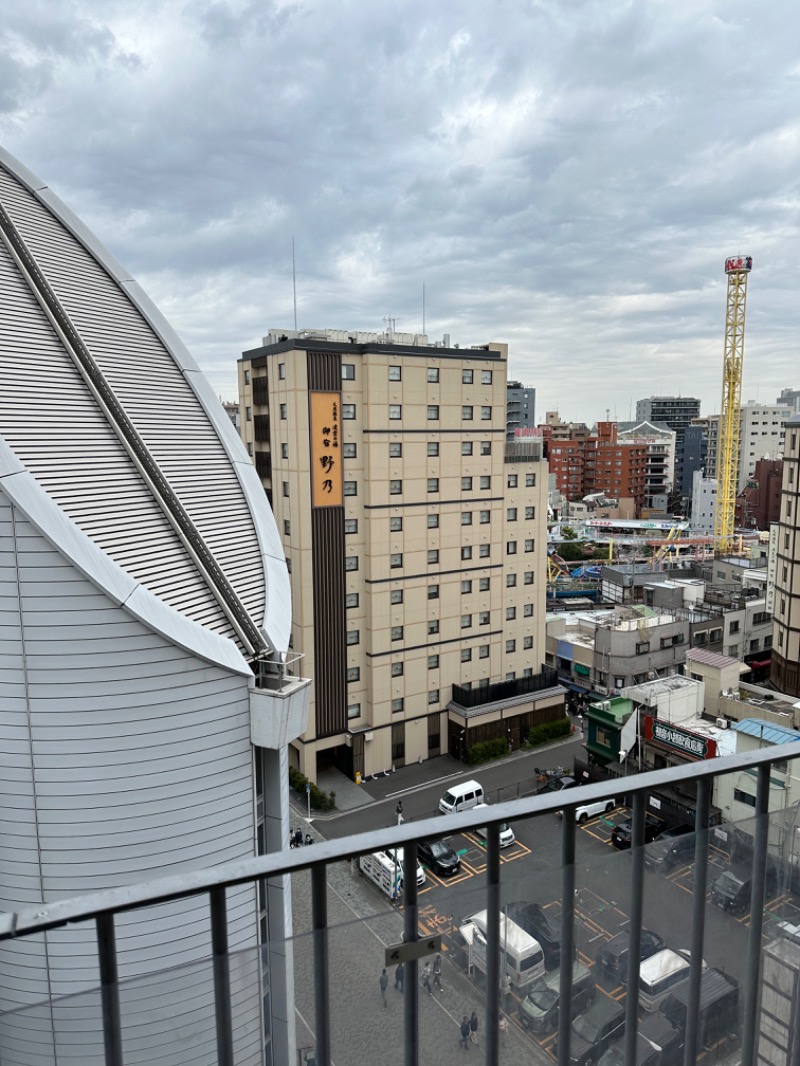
[506,901,562,969]
[611,813,669,850]
[595,928,665,984]
[644,832,695,873]
[710,862,777,916]
[555,995,625,1066]
[417,838,461,877]
[598,1015,684,1066]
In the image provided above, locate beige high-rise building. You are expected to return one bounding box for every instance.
[239,329,563,782]
[771,413,800,697]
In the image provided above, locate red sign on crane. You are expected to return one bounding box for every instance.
[725,255,753,274]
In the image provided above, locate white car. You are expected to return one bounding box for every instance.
[472,803,516,847]
[563,797,616,824]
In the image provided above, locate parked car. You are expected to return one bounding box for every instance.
[598,1014,684,1066]
[519,960,595,1034]
[565,797,617,825]
[611,814,670,850]
[472,803,515,847]
[710,862,777,916]
[595,928,665,984]
[555,995,625,1066]
[417,838,461,877]
[644,832,696,874]
[506,901,562,969]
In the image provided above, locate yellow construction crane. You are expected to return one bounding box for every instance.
[714,254,753,554]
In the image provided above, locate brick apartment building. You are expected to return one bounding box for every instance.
[544,422,648,515]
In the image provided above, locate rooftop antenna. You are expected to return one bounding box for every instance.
[422,281,426,336]
[292,238,298,332]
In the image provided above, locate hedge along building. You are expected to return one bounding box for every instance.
[0,148,309,1065]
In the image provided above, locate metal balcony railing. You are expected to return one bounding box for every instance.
[3,743,800,1066]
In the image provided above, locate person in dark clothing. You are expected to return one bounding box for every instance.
[379,968,388,1007]
[432,953,443,992]
[394,962,404,993]
[459,1016,471,1050]
[469,1011,479,1045]
[292,827,303,848]
[421,961,433,995]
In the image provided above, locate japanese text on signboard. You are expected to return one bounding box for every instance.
[309,392,343,506]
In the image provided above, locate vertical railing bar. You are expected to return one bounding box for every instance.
[310,865,331,1066]
[485,825,501,1066]
[96,912,124,1066]
[623,792,645,1066]
[209,887,234,1066]
[557,810,576,1066]
[403,843,419,1066]
[741,762,771,1065]
[683,777,711,1066]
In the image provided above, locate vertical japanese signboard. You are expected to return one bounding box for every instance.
[309,392,343,506]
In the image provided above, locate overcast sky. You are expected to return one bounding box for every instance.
[2,0,799,421]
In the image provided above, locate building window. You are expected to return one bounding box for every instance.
[283,520,291,536]
[390,553,403,569]
[346,630,360,645]
[479,611,490,625]
[390,516,403,532]
[389,405,402,420]
[428,478,439,492]
[342,364,355,380]
[347,667,360,682]
[392,698,405,713]
[390,442,403,458]
[428,585,439,600]
[506,606,516,620]
[508,474,518,488]
[343,442,357,458]
[345,592,359,608]
[462,476,473,490]
[427,442,439,457]
[278,363,286,379]
[392,626,404,641]
[462,512,473,526]
[461,648,472,663]
[523,667,533,677]
[524,603,533,617]
[391,589,403,604]
[506,640,516,653]
[428,654,439,669]
[390,480,402,495]
[428,689,439,705]
[427,514,439,529]
[507,574,517,587]
[345,556,358,571]
[481,406,492,420]
[462,405,474,420]
[525,539,534,552]
[480,510,490,523]
[428,549,439,564]
[462,579,473,594]
[428,620,439,635]
[479,577,490,591]
[281,443,288,459]
[428,405,440,420]
[507,508,518,521]
[462,441,474,456]
[480,441,492,456]
[344,518,358,534]
[525,506,535,520]
[524,635,533,649]
[342,404,356,419]
[344,481,357,496]
[479,544,490,558]
[479,645,490,658]
[389,365,402,381]
[427,367,439,383]
[347,703,361,720]
[526,473,536,487]
[462,369,474,384]
[461,546,473,560]
[392,662,404,677]
[461,614,472,629]
[481,370,492,384]
[734,788,757,809]
[480,476,491,490]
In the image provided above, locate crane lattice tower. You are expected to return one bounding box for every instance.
[714,254,753,554]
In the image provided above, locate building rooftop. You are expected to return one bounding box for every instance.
[685,647,742,670]
[734,718,800,745]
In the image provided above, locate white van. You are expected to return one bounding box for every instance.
[472,803,516,847]
[639,949,704,1013]
[461,909,545,990]
[439,779,484,814]
[383,847,426,887]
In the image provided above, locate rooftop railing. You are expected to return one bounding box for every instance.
[3,742,800,1066]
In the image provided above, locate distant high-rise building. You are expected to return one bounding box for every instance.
[635,396,701,497]
[690,471,718,533]
[681,423,708,499]
[617,421,676,512]
[771,415,800,696]
[546,423,648,515]
[239,329,561,783]
[506,380,535,440]
[737,401,792,490]
[777,387,800,414]
[735,459,784,530]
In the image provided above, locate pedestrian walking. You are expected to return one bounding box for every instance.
[421,961,432,995]
[379,968,388,1007]
[469,1010,479,1045]
[432,953,443,992]
[459,1016,471,1050]
[500,973,512,1012]
[395,962,404,993]
[396,800,404,825]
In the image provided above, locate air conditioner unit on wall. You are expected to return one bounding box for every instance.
[715,718,729,729]
[364,731,374,741]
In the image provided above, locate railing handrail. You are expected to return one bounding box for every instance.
[2,740,799,941]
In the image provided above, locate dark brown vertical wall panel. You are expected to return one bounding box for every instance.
[308,351,347,736]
